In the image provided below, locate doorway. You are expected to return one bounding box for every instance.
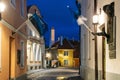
[9,37,15,79]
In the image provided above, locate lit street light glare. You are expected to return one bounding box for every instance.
[56,76,66,79]
[46,52,51,58]
[93,15,99,24]
[0,2,5,12]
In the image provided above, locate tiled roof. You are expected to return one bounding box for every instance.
[51,38,80,58]
[51,38,80,49]
[58,38,74,49]
[51,38,74,49]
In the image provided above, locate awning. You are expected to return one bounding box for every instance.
[29,13,48,36]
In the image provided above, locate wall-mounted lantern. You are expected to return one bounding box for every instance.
[0,2,5,20]
[92,14,109,39]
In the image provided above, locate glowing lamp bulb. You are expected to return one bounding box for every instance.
[0,2,5,12]
[93,15,99,24]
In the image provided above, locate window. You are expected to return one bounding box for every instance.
[64,60,68,65]
[64,51,68,56]
[0,28,1,69]
[20,0,24,17]
[11,0,16,7]
[35,44,39,61]
[33,43,37,61]
[20,41,25,67]
[39,48,42,61]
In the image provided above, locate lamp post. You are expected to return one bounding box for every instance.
[46,51,51,68]
[0,2,5,20]
[93,14,99,80]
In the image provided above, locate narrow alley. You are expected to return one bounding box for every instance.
[1,0,120,80]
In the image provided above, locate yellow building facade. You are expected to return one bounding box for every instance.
[58,49,74,67]
[51,38,80,68]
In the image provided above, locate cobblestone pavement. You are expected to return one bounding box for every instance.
[27,67,83,80]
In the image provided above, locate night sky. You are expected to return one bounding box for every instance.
[27,0,79,46]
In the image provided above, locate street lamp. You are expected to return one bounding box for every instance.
[92,14,109,39]
[0,2,5,20]
[46,52,51,68]
[46,52,51,59]
[93,15,99,25]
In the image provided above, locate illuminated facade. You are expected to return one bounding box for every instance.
[51,38,80,68]
[79,0,120,80]
[58,49,74,67]
[27,5,47,70]
[0,1,47,80]
[0,0,28,80]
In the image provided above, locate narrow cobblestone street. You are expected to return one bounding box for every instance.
[27,67,83,80]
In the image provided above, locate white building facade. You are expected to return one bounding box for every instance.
[80,0,120,80]
[26,5,46,71]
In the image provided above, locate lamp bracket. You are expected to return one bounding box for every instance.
[92,31,109,39]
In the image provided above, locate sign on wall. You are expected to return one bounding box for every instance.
[109,16,116,59]
[103,2,116,59]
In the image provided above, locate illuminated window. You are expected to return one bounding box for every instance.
[64,51,68,56]
[35,44,39,61]
[20,41,24,67]
[11,0,16,7]
[32,31,35,37]
[33,43,37,60]
[64,60,68,65]
[39,48,42,61]
[20,0,24,17]
[0,28,1,69]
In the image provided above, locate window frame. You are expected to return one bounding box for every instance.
[10,0,16,7]
[64,51,68,56]
[20,40,25,68]
[35,44,39,61]
[64,60,68,66]
[20,0,25,17]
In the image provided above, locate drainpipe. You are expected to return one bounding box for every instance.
[94,0,98,80]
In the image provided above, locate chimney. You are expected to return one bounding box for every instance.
[60,36,63,46]
[58,37,60,41]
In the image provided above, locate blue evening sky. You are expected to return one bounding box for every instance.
[27,0,79,46]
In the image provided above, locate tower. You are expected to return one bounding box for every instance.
[50,27,55,47]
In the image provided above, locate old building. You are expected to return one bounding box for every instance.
[0,0,28,80]
[26,5,47,71]
[0,1,47,80]
[50,38,80,68]
[79,0,120,80]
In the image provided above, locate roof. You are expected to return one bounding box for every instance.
[58,38,74,49]
[51,38,79,49]
[51,38,73,49]
[51,38,80,58]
